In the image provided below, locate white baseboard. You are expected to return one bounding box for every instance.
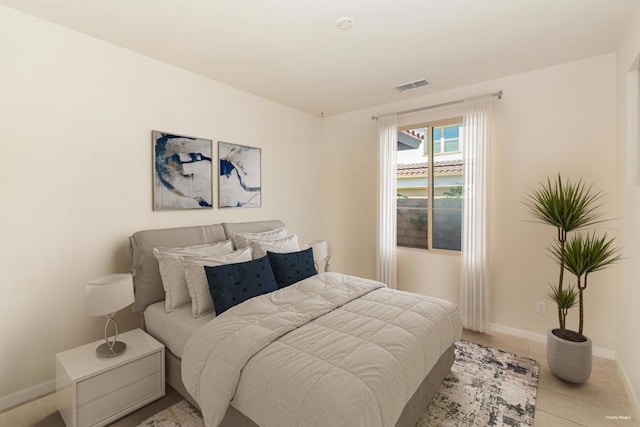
[0,379,56,413]
[488,322,616,360]
[617,360,640,417]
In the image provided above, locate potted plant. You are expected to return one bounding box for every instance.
[524,174,621,383]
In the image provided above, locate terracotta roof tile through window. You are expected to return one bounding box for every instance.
[397,159,463,176]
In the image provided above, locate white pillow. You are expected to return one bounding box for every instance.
[232,227,287,250]
[153,240,234,312]
[181,248,253,317]
[249,234,300,259]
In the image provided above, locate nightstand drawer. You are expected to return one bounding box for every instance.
[77,352,161,406]
[77,370,162,426]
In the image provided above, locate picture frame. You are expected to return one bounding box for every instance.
[152,130,213,210]
[218,141,262,208]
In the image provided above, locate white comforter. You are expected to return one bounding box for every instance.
[182,272,462,427]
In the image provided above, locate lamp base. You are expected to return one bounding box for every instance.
[96,341,126,358]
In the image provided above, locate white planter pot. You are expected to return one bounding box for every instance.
[546,329,592,384]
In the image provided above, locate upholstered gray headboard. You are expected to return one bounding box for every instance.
[129,220,285,312]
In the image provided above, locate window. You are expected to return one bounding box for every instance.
[397,118,463,251]
[431,124,461,155]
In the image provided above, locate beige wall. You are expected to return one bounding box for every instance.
[616,2,640,408]
[0,5,322,406]
[1,0,635,412]
[321,54,618,352]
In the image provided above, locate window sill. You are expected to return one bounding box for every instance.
[397,246,461,257]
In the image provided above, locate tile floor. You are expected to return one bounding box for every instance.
[1,331,637,426]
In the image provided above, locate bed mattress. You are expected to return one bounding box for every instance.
[143,301,215,358]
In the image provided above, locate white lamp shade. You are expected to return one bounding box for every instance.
[86,273,134,316]
[307,240,328,262]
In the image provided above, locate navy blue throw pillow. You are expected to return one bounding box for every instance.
[267,248,317,289]
[205,256,278,315]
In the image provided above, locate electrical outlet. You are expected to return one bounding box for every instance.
[536,301,546,314]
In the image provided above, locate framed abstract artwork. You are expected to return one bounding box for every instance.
[152,131,213,210]
[218,141,262,208]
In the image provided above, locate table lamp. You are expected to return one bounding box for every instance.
[85,273,134,357]
[307,240,328,271]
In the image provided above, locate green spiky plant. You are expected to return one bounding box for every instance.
[525,174,619,341]
[550,233,621,339]
[545,283,578,338]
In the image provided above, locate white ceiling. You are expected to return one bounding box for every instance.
[1,0,636,116]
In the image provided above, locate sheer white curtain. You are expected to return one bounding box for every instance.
[377,114,398,289]
[460,97,492,332]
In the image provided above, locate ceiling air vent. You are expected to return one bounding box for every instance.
[394,79,431,93]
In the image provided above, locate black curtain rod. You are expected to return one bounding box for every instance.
[371,90,503,120]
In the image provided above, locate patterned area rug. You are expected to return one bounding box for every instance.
[138,340,539,427]
[138,400,203,427]
[418,341,539,426]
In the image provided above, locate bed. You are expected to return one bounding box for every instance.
[130,220,462,427]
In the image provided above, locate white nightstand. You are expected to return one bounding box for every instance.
[56,328,165,427]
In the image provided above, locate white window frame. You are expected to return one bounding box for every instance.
[430,123,462,156]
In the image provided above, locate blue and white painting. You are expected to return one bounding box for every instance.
[152,131,212,210]
[219,141,261,208]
